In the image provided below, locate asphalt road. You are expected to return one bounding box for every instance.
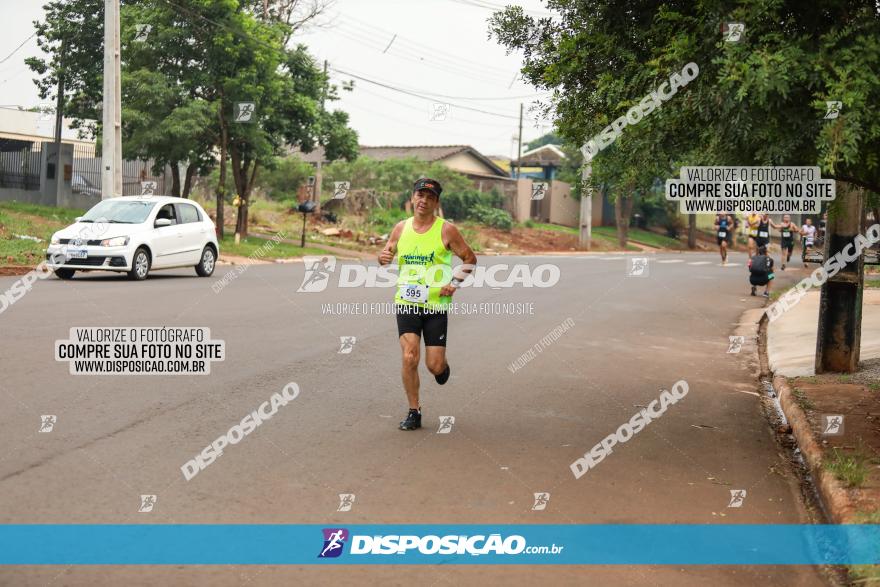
[0,251,830,586]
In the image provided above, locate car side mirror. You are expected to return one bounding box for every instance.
[154,218,172,227]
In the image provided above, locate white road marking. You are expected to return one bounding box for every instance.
[720,263,742,267]
[687,261,713,265]
[657,259,684,264]
[601,257,625,261]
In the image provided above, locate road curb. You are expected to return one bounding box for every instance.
[759,313,858,523]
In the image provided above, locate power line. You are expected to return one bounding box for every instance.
[331,66,546,121]
[0,33,37,65]
[150,0,547,121]
[327,26,512,87]
[446,0,554,18]
[337,15,515,80]
[330,75,525,129]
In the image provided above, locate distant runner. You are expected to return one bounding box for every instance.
[714,213,733,265]
[745,212,761,257]
[378,178,478,431]
[754,213,771,253]
[801,217,817,266]
[772,214,799,270]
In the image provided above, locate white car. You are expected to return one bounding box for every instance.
[46,196,219,281]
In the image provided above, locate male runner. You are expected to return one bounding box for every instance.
[378,178,477,431]
[714,213,733,265]
[745,212,761,257]
[771,214,798,270]
[801,217,817,266]
[754,213,771,253]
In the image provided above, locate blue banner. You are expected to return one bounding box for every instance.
[0,525,876,565]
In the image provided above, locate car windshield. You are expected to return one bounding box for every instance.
[79,200,156,224]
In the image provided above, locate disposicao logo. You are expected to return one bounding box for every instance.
[318,528,349,558]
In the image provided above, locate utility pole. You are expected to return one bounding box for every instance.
[101,0,122,199]
[515,103,523,179]
[579,165,592,250]
[815,185,865,372]
[314,59,328,209]
[52,39,66,206]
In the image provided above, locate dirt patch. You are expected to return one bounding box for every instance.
[0,265,38,276]
[788,374,880,517]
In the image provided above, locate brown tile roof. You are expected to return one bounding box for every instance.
[360,145,508,177]
[359,145,470,161]
[288,144,510,178]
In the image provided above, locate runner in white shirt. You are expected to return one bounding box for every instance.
[801,218,817,267]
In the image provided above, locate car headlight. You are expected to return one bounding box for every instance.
[100,236,129,247]
[50,235,60,245]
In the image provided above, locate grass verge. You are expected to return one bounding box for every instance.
[0,202,84,265]
[219,235,329,259]
[592,226,683,249]
[824,446,870,488]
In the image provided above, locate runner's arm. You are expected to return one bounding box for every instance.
[441,222,477,295]
[378,221,405,265]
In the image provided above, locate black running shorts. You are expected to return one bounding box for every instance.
[396,306,448,347]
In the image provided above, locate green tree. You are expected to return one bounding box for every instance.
[257,155,315,200]
[28,0,358,237]
[490,0,880,246]
[25,0,104,138]
[320,157,473,203]
[525,131,562,151]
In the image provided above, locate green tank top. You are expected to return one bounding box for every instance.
[394,217,453,309]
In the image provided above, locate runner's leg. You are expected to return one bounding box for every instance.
[399,333,421,409]
[425,346,447,377]
[422,311,450,383]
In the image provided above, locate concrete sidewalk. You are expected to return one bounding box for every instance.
[767,288,880,376]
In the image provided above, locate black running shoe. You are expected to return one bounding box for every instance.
[399,408,421,430]
[750,286,757,296]
[435,363,450,385]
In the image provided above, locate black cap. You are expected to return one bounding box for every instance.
[413,178,442,197]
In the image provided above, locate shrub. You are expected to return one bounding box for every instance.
[473,204,513,230]
[367,207,408,235]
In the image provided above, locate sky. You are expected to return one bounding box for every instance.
[0,0,556,159]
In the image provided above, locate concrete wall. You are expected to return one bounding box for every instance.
[0,143,76,208]
[443,151,498,176]
[506,178,532,223]
[548,181,579,227]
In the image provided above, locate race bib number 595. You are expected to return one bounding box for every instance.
[399,284,428,304]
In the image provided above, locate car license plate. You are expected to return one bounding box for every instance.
[66,249,87,259]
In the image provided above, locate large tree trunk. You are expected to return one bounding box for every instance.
[170,163,181,197]
[234,160,259,238]
[230,143,246,238]
[230,144,260,239]
[614,191,634,249]
[182,163,197,199]
[215,107,228,239]
[815,183,864,373]
[688,214,697,249]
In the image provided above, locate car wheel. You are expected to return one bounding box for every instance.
[195,246,217,277]
[128,247,151,281]
[54,268,75,280]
